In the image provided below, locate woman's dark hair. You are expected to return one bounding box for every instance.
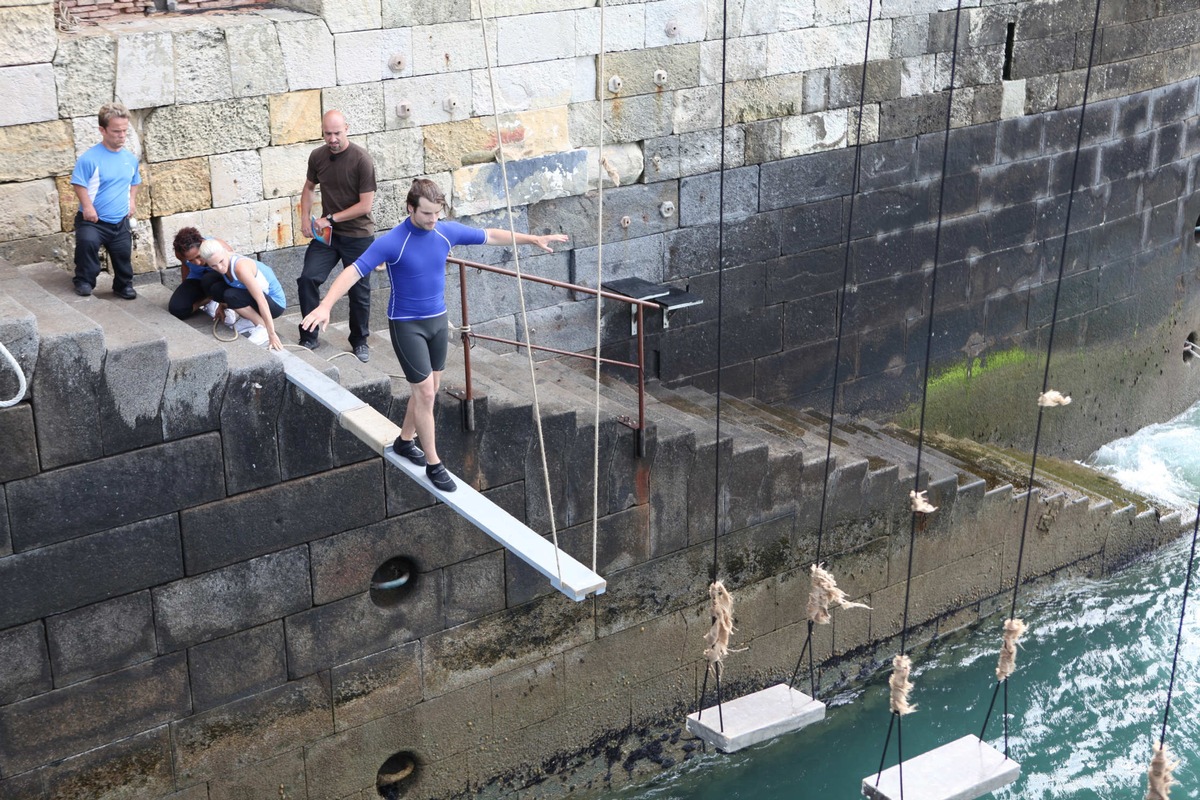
[172,227,204,262]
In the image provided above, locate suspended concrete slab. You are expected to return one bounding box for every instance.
[275,350,606,602]
[861,735,1020,800]
[685,683,825,752]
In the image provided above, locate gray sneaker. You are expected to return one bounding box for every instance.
[354,343,370,362]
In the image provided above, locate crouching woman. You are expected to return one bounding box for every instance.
[198,240,286,350]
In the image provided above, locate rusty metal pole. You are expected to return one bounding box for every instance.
[637,303,646,458]
[458,262,475,432]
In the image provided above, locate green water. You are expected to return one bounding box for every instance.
[607,537,1200,799]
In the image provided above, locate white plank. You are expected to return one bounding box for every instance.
[275,350,367,415]
[685,683,825,752]
[861,735,1020,800]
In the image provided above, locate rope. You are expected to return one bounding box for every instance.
[708,0,729,588]
[0,340,27,407]
[591,0,607,573]
[479,1,563,582]
[789,0,875,700]
[872,2,963,794]
[978,0,1102,757]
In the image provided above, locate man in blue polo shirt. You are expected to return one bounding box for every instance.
[71,103,141,299]
[300,178,567,493]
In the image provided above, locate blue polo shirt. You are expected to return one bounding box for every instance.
[71,142,141,224]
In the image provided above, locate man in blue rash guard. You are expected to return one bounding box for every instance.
[301,178,568,493]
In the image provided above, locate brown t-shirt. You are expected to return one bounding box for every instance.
[307,141,377,238]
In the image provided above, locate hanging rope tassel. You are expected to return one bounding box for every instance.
[1145,741,1179,800]
[807,564,870,625]
[909,490,938,514]
[703,580,742,670]
[889,654,917,716]
[1037,389,1072,407]
[994,618,1028,682]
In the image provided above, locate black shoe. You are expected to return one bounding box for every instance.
[74,282,92,297]
[393,436,426,467]
[299,338,318,351]
[354,343,370,363]
[426,462,456,492]
[114,286,137,300]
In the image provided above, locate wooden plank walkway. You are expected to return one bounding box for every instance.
[275,350,606,602]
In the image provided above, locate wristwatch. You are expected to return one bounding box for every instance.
[326,212,335,225]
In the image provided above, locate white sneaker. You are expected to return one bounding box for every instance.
[247,325,269,346]
[223,308,238,327]
[201,300,219,319]
[234,317,256,336]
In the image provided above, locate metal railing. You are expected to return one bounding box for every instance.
[448,256,658,457]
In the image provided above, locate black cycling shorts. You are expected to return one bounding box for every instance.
[388,314,448,383]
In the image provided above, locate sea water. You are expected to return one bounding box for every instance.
[605,402,1200,800]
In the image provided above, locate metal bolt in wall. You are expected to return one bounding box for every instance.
[607,75,623,94]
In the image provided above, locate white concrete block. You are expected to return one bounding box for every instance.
[572,55,597,103]
[380,27,413,79]
[686,684,825,753]
[861,735,1020,800]
[645,0,707,48]
[901,54,937,98]
[1001,79,1026,119]
[366,128,424,181]
[174,28,233,105]
[673,86,721,135]
[0,2,54,67]
[260,142,312,199]
[53,35,115,118]
[410,20,488,76]
[248,197,296,253]
[470,59,575,115]
[227,23,289,98]
[323,82,386,134]
[766,21,887,76]
[115,32,175,110]
[451,149,588,216]
[277,19,337,91]
[324,0,381,34]
[159,205,253,255]
[1,179,59,241]
[336,29,384,86]
[210,150,264,207]
[699,37,768,85]
[575,5,645,55]
[496,10,576,66]
[382,71,472,128]
[781,108,850,157]
[0,63,56,125]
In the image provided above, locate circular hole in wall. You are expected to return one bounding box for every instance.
[1185,332,1198,364]
[369,556,418,608]
[376,751,419,799]
[1194,213,1200,244]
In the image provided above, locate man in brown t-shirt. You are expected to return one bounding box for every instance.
[298,109,377,361]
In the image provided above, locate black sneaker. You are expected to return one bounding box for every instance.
[393,436,426,467]
[73,282,92,297]
[299,338,318,351]
[114,285,137,300]
[426,462,456,492]
[354,343,370,362]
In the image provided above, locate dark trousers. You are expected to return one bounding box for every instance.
[297,233,374,347]
[73,213,133,293]
[168,278,210,320]
[207,277,285,318]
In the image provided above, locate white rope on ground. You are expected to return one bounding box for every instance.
[0,340,28,407]
[479,0,562,582]
[591,0,607,573]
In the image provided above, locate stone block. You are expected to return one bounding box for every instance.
[0,120,73,183]
[143,98,270,163]
[277,19,337,91]
[576,4,645,54]
[759,148,856,211]
[364,127,424,183]
[227,22,289,98]
[182,459,383,574]
[115,31,174,110]
[423,107,568,174]
[0,404,38,483]
[208,748,307,800]
[210,150,264,207]
[259,141,311,201]
[645,0,706,47]
[381,71,471,130]
[443,550,506,627]
[474,59,579,118]
[725,73,806,124]
[0,63,55,125]
[324,81,386,135]
[269,90,321,146]
[452,149,589,217]
[490,653,565,733]
[529,179,678,249]
[330,640,421,731]
[53,34,115,118]
[323,0,381,34]
[410,20,487,76]
[147,157,211,217]
[46,591,156,688]
[172,674,332,785]
[7,433,222,550]
[679,165,759,228]
[3,726,176,799]
[381,0,470,26]
[188,622,288,712]
[276,378,336,480]
[335,29,383,85]
[568,91,675,146]
[602,43,701,99]
[0,653,188,775]
[152,547,311,652]
[0,620,50,705]
[496,9,575,66]
[172,27,232,106]
[673,85,721,135]
[1,178,59,241]
[284,580,444,679]
[585,141,644,190]
[0,514,183,629]
[215,341,285,494]
[679,126,744,177]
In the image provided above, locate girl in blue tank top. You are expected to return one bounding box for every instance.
[198,240,286,350]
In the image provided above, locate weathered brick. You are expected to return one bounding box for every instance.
[6,433,223,551]
[759,148,856,210]
[0,726,176,800]
[143,98,271,163]
[0,653,189,775]
[330,640,421,731]
[285,579,443,679]
[0,403,37,483]
[171,674,332,785]
[208,748,308,800]
[188,622,288,712]
[0,515,184,630]
[46,591,156,688]
[217,343,286,496]
[679,165,760,227]
[152,547,310,653]
[0,620,50,705]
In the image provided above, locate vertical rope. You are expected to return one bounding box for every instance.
[591,0,607,573]
[1159,498,1200,747]
[478,1,562,581]
[709,0,730,584]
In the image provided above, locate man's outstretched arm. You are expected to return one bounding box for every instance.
[483,229,569,253]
